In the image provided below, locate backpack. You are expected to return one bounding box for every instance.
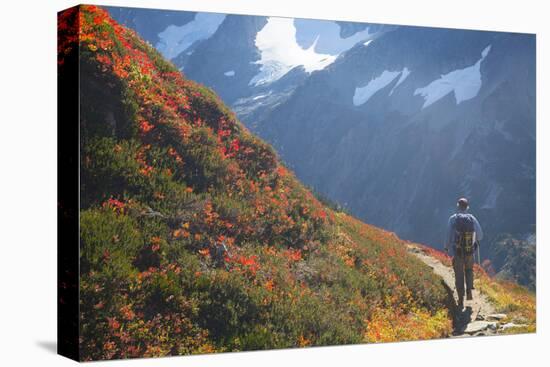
[454,213,475,254]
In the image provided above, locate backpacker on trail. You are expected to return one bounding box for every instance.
[444,197,483,309]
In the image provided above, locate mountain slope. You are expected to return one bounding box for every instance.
[254,28,535,288]
[104,7,535,288]
[105,6,196,47]
[255,26,535,250]
[58,6,533,361]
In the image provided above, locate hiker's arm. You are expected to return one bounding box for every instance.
[473,216,483,242]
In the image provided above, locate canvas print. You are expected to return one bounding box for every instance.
[57,4,536,361]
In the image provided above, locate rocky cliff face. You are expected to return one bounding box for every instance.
[106,6,196,46]
[177,15,268,104]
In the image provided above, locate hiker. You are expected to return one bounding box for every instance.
[444,197,483,309]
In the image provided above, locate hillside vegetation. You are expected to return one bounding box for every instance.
[58,6,532,361]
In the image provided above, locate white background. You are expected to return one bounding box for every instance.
[0,0,547,365]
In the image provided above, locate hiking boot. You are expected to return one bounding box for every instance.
[457,297,464,310]
[466,290,473,300]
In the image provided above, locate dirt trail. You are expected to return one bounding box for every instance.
[406,244,504,337]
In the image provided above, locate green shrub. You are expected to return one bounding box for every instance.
[80,208,142,277]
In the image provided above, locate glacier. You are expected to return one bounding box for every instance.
[414,45,492,109]
[156,13,226,60]
[250,17,373,86]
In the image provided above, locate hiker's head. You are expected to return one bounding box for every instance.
[457,197,469,211]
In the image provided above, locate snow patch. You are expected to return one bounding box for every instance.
[389,67,411,95]
[294,19,372,54]
[224,70,236,77]
[252,94,269,101]
[250,17,373,86]
[414,45,491,109]
[353,70,401,106]
[363,39,373,47]
[156,13,226,59]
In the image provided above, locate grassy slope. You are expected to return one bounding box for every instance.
[58,5,529,361]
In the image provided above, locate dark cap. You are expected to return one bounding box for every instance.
[457,197,469,210]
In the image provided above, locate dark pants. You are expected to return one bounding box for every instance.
[452,251,474,299]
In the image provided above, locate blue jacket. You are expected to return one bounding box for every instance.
[444,209,483,254]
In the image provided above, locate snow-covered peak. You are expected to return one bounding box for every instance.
[414,45,492,109]
[250,17,374,86]
[156,13,226,60]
